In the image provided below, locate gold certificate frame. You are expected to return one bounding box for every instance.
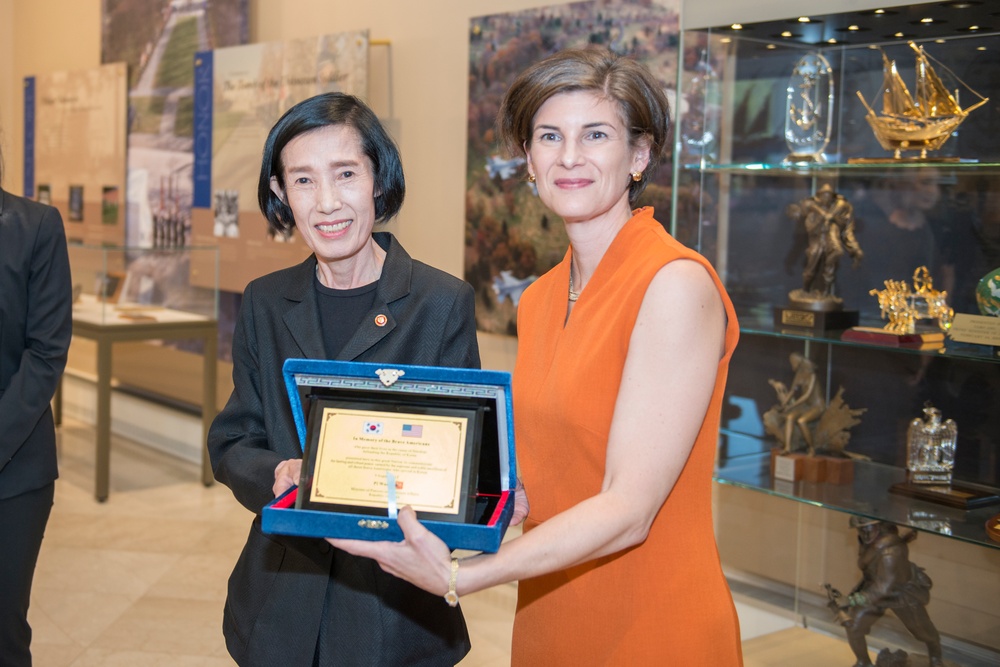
[297,395,483,523]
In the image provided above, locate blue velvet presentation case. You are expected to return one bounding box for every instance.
[262,359,517,553]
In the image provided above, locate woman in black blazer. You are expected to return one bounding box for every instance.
[0,155,73,666]
[207,93,480,666]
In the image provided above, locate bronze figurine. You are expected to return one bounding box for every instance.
[764,353,865,456]
[825,518,944,667]
[785,184,863,310]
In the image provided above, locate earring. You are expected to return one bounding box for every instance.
[527,173,536,183]
[631,171,642,182]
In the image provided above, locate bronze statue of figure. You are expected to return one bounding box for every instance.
[764,352,867,457]
[786,183,863,308]
[765,352,825,453]
[826,517,943,667]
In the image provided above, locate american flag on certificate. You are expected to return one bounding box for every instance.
[401,423,423,438]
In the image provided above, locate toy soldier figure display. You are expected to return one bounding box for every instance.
[826,517,944,667]
[786,183,863,308]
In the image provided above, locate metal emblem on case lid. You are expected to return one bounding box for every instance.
[375,368,405,387]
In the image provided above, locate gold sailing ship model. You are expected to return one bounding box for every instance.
[853,42,988,162]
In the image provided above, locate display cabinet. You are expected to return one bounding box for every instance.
[673,2,1000,664]
[67,243,219,324]
[62,244,220,501]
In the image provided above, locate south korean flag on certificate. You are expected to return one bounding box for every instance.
[363,421,384,435]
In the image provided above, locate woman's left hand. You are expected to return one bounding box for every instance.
[511,478,529,526]
[328,506,453,596]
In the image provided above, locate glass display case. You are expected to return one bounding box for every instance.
[68,243,219,325]
[674,2,1000,663]
[64,243,220,501]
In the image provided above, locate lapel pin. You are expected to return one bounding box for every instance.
[374,313,388,327]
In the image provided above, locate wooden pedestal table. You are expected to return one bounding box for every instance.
[65,300,218,501]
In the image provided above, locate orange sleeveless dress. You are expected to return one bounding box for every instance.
[510,208,743,665]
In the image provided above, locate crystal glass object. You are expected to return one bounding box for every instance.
[784,53,834,163]
[906,404,957,485]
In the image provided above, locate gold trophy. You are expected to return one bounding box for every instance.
[852,42,988,162]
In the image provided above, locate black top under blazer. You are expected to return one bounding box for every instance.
[208,232,480,666]
[0,189,72,499]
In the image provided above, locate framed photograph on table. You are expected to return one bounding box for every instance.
[96,271,126,303]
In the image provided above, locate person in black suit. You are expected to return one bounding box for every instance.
[207,93,480,666]
[0,152,73,666]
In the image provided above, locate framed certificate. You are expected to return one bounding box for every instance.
[296,393,484,523]
[263,359,517,552]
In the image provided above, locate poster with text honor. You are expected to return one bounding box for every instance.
[190,31,370,293]
[24,63,128,246]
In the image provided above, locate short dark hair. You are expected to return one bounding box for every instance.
[258,93,405,235]
[496,47,671,205]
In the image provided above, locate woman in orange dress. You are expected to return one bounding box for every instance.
[333,47,744,665]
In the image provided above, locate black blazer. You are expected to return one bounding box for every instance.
[0,189,72,500]
[208,232,479,666]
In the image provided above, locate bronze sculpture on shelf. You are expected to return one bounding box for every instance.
[786,184,864,311]
[763,352,866,456]
[825,517,944,667]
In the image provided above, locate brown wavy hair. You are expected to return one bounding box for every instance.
[496,46,671,205]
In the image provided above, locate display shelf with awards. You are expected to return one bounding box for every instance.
[678,2,1000,661]
[262,360,517,553]
[715,441,999,551]
[737,311,1000,363]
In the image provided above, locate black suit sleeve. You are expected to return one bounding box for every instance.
[207,282,285,513]
[439,281,481,370]
[0,206,72,467]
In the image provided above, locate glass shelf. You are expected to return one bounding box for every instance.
[734,312,1000,364]
[679,161,1000,174]
[715,440,1000,551]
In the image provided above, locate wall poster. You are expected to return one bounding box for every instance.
[190,31,370,294]
[100,0,249,362]
[101,0,249,249]
[465,0,681,336]
[24,63,128,247]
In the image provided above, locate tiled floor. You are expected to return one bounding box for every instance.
[29,416,861,666]
[29,417,517,666]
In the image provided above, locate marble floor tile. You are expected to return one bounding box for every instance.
[69,648,236,667]
[34,546,179,599]
[88,596,229,656]
[144,552,237,602]
[27,642,85,667]
[30,589,136,647]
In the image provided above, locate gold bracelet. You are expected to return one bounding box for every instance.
[444,558,459,607]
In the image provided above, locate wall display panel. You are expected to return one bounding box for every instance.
[100,0,249,367]
[23,63,128,246]
[189,31,370,294]
[100,0,249,249]
[464,0,681,336]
